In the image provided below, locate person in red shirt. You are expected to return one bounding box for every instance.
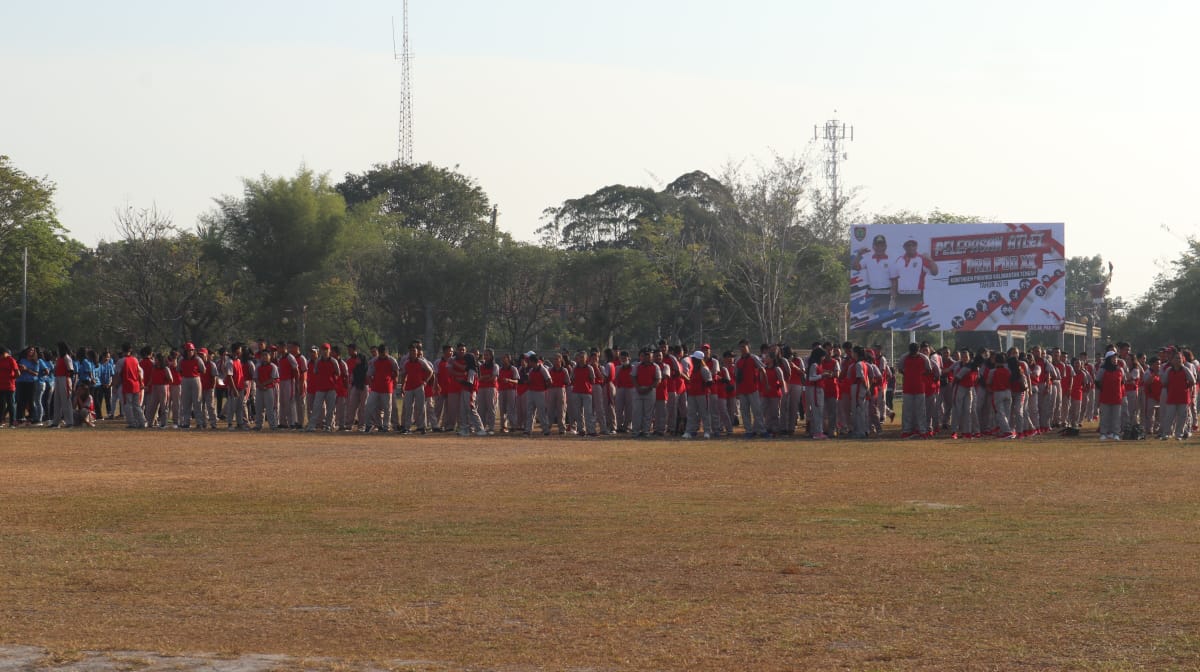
[1158,351,1195,440]
[682,350,714,439]
[223,343,249,430]
[166,350,182,428]
[116,343,147,429]
[455,352,487,436]
[199,347,219,430]
[177,343,205,429]
[820,345,842,437]
[783,346,805,436]
[49,342,75,428]
[496,352,520,433]
[848,346,874,439]
[713,351,736,436]
[331,345,350,430]
[306,344,340,432]
[254,349,280,430]
[985,353,1016,439]
[898,342,931,438]
[1067,357,1091,431]
[363,344,399,433]
[652,351,671,435]
[567,351,596,436]
[734,340,766,437]
[144,353,172,429]
[476,349,500,434]
[1142,356,1162,437]
[72,381,96,428]
[548,353,571,435]
[758,352,786,437]
[805,347,830,439]
[523,354,552,436]
[276,343,299,429]
[588,350,612,435]
[630,348,661,438]
[0,347,19,428]
[1095,351,1125,440]
[613,351,635,433]
[950,349,981,439]
[399,341,434,434]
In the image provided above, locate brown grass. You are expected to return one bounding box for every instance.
[2,425,1199,670]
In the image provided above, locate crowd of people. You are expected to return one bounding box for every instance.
[0,336,1192,441]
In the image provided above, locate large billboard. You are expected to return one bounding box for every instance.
[849,223,1066,332]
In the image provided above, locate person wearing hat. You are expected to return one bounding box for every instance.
[176,343,206,429]
[853,234,894,313]
[889,236,939,314]
[681,349,714,439]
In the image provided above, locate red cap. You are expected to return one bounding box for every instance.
[184,342,195,350]
[321,343,331,349]
[198,348,208,355]
[701,343,712,349]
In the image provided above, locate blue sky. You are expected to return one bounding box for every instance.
[3,1,1197,301]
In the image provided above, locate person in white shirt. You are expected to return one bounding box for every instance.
[889,237,939,313]
[853,234,894,312]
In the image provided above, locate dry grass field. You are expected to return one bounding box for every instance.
[2,424,1199,671]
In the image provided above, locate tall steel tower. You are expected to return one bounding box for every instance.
[393,1,414,165]
[814,113,853,216]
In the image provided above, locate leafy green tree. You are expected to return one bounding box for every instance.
[203,168,354,339]
[558,248,666,349]
[714,155,842,343]
[537,184,665,250]
[486,242,563,353]
[82,205,232,348]
[1112,240,1200,346]
[337,161,492,247]
[0,156,82,347]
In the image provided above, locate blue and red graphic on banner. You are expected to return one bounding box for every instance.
[849,223,1066,332]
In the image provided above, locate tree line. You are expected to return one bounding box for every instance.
[3,152,1156,354]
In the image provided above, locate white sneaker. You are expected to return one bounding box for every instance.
[1112,435,1121,441]
[681,432,693,439]
[703,433,712,439]
[1099,435,1109,441]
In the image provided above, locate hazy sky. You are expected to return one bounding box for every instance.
[3,1,1197,301]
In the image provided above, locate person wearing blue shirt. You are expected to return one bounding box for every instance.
[75,348,95,387]
[16,346,39,425]
[37,353,53,424]
[95,350,116,420]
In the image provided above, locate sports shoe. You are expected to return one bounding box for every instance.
[681,432,693,439]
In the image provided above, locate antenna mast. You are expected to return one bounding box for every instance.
[393,1,414,165]
[814,112,853,224]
